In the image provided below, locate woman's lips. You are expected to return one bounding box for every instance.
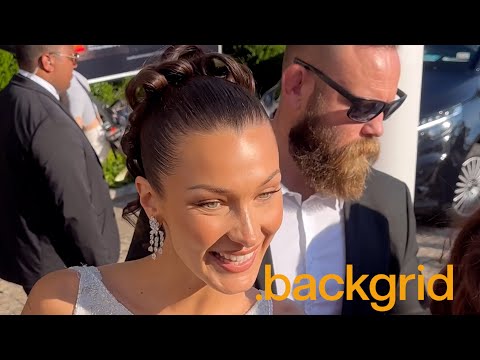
[209,249,258,273]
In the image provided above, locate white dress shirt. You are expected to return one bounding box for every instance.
[270,184,346,315]
[18,69,60,101]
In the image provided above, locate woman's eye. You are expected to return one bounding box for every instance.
[199,201,221,209]
[258,192,273,200]
[257,189,281,200]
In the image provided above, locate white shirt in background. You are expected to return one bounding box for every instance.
[270,184,346,315]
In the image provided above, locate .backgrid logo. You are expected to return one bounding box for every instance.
[256,264,453,312]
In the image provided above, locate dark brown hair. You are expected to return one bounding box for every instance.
[430,208,480,314]
[121,45,269,237]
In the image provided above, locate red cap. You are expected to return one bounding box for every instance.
[74,45,86,54]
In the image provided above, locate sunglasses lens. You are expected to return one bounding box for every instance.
[383,99,404,120]
[349,100,384,122]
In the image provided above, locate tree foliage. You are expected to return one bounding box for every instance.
[227,45,285,65]
[0,49,18,91]
[90,76,132,106]
[223,45,285,95]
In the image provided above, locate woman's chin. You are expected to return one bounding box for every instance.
[210,273,257,295]
[204,254,262,294]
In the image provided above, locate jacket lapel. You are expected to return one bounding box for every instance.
[255,247,277,294]
[342,200,391,315]
[342,201,356,315]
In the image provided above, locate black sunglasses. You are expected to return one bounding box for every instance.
[293,57,407,123]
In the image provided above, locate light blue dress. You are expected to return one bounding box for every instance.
[70,266,273,315]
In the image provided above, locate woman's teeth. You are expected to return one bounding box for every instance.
[215,251,254,264]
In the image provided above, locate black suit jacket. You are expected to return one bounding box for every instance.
[0,74,120,290]
[125,169,427,315]
[255,169,428,315]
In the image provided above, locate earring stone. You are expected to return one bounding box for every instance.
[148,216,165,260]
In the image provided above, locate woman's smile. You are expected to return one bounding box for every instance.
[208,246,260,273]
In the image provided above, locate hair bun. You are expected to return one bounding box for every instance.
[159,44,207,63]
[126,45,256,109]
[121,45,257,177]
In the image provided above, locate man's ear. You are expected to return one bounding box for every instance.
[135,176,161,220]
[281,64,311,112]
[39,53,54,73]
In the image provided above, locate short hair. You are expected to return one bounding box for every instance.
[15,45,57,72]
[282,45,398,70]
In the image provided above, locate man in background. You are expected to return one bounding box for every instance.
[0,45,120,294]
[256,45,427,315]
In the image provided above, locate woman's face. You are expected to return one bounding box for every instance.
[158,123,282,294]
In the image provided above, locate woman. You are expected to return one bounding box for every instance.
[430,207,480,314]
[21,45,303,315]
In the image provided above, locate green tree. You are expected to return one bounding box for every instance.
[90,76,132,106]
[226,45,285,65]
[223,45,285,95]
[0,49,18,91]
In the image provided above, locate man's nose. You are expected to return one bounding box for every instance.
[361,114,384,138]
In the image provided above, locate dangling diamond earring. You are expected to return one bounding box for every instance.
[148,216,165,260]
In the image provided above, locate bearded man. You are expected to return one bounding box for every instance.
[255,45,427,315]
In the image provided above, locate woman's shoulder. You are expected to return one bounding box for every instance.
[21,268,81,315]
[272,298,305,315]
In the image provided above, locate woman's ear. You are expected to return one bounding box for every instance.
[135,176,161,220]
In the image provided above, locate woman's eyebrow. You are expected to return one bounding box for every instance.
[187,169,281,194]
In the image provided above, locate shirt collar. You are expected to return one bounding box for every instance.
[281,183,344,210]
[18,69,60,101]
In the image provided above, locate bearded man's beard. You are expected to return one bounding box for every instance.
[288,98,380,200]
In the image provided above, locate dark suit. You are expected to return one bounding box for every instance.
[0,74,120,293]
[125,169,427,315]
[255,169,428,315]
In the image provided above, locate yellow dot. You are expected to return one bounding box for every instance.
[418,264,425,272]
[256,293,263,301]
